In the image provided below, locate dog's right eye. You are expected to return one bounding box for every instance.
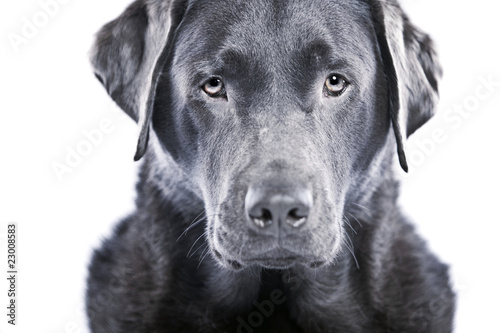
[324,74,349,97]
[202,78,226,98]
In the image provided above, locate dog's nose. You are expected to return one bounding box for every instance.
[245,184,313,236]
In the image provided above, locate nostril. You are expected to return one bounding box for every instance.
[286,208,308,228]
[245,183,313,234]
[250,208,273,228]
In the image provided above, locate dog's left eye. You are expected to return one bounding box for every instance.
[324,74,348,96]
[202,78,226,98]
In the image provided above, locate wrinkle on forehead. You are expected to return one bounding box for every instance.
[172,0,378,96]
[177,0,374,57]
[221,2,372,67]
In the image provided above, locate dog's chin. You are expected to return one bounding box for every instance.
[212,247,329,271]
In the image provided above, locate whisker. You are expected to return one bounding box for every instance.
[177,210,206,242]
[197,245,211,268]
[187,231,208,258]
[345,212,363,229]
[188,242,207,259]
[343,232,360,269]
[350,202,372,218]
[342,215,357,234]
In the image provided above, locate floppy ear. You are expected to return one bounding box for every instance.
[370,0,442,172]
[90,0,186,161]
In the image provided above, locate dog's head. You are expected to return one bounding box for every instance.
[91,0,441,270]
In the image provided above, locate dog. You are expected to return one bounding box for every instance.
[86,0,455,332]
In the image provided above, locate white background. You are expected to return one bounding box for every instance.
[0,0,499,332]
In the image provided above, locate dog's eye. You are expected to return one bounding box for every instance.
[324,74,348,96]
[202,78,226,98]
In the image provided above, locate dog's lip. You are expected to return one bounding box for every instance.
[244,257,300,269]
[214,247,327,270]
[239,248,322,269]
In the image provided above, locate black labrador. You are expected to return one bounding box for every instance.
[86,0,455,332]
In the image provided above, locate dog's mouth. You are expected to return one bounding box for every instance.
[209,189,341,271]
[213,247,327,270]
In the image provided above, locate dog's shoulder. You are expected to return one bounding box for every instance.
[369,217,455,332]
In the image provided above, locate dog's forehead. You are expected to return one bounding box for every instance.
[174,0,375,69]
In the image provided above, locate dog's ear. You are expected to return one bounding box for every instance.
[90,0,186,161]
[370,0,442,172]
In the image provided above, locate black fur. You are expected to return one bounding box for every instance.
[87,0,455,332]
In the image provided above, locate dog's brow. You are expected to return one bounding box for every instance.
[302,40,332,59]
[209,41,343,74]
[218,49,250,69]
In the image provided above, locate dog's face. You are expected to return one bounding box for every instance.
[153,0,389,269]
[91,0,441,270]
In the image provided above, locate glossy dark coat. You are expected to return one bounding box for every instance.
[86,0,455,331]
